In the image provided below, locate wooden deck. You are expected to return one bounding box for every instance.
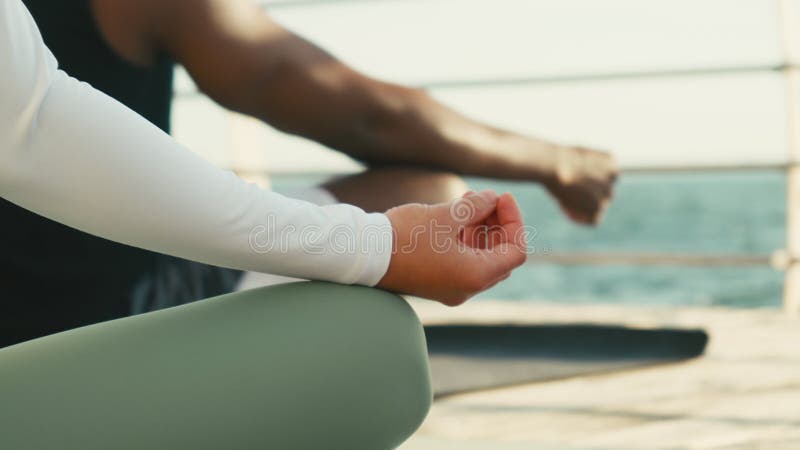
[401,300,800,450]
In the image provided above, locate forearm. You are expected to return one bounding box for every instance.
[0,0,391,286]
[248,61,564,184]
[343,82,564,184]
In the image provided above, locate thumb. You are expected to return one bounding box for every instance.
[447,190,498,225]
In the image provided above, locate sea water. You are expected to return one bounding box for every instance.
[470,171,785,308]
[274,171,786,308]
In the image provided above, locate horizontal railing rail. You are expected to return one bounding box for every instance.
[232,163,796,178]
[409,64,796,90]
[524,251,780,268]
[261,0,404,9]
[174,63,795,100]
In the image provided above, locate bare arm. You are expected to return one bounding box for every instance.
[143,0,616,223]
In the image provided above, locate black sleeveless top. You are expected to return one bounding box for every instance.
[1,0,185,346]
[24,0,175,131]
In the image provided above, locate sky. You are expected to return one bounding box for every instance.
[171,0,797,173]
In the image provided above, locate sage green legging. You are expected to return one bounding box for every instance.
[0,281,432,450]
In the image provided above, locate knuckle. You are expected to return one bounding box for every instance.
[516,250,528,266]
[443,293,469,307]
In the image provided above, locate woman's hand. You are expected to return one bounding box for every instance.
[545,146,618,225]
[377,190,528,306]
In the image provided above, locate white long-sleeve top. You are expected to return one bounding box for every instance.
[0,0,392,286]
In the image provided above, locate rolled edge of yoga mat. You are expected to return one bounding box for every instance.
[425,324,708,397]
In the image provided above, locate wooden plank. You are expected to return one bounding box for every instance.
[401,300,800,449]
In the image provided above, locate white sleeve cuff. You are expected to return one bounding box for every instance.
[351,212,394,286]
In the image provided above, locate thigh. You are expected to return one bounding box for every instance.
[0,282,431,450]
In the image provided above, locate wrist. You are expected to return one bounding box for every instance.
[376,207,402,291]
[517,139,572,188]
[354,211,396,287]
[548,145,579,188]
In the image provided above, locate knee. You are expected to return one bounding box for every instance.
[327,285,432,448]
[392,170,468,205]
[253,282,432,449]
[425,172,469,203]
[357,290,433,441]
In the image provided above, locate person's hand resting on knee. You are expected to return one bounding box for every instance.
[378,190,527,306]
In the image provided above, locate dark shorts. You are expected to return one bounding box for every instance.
[129,256,243,315]
[1,256,242,348]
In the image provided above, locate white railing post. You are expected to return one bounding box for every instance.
[779,0,800,314]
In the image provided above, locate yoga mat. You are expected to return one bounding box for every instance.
[425,324,708,398]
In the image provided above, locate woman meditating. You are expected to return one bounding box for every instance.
[0,1,528,448]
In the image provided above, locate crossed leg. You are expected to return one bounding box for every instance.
[0,282,432,450]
